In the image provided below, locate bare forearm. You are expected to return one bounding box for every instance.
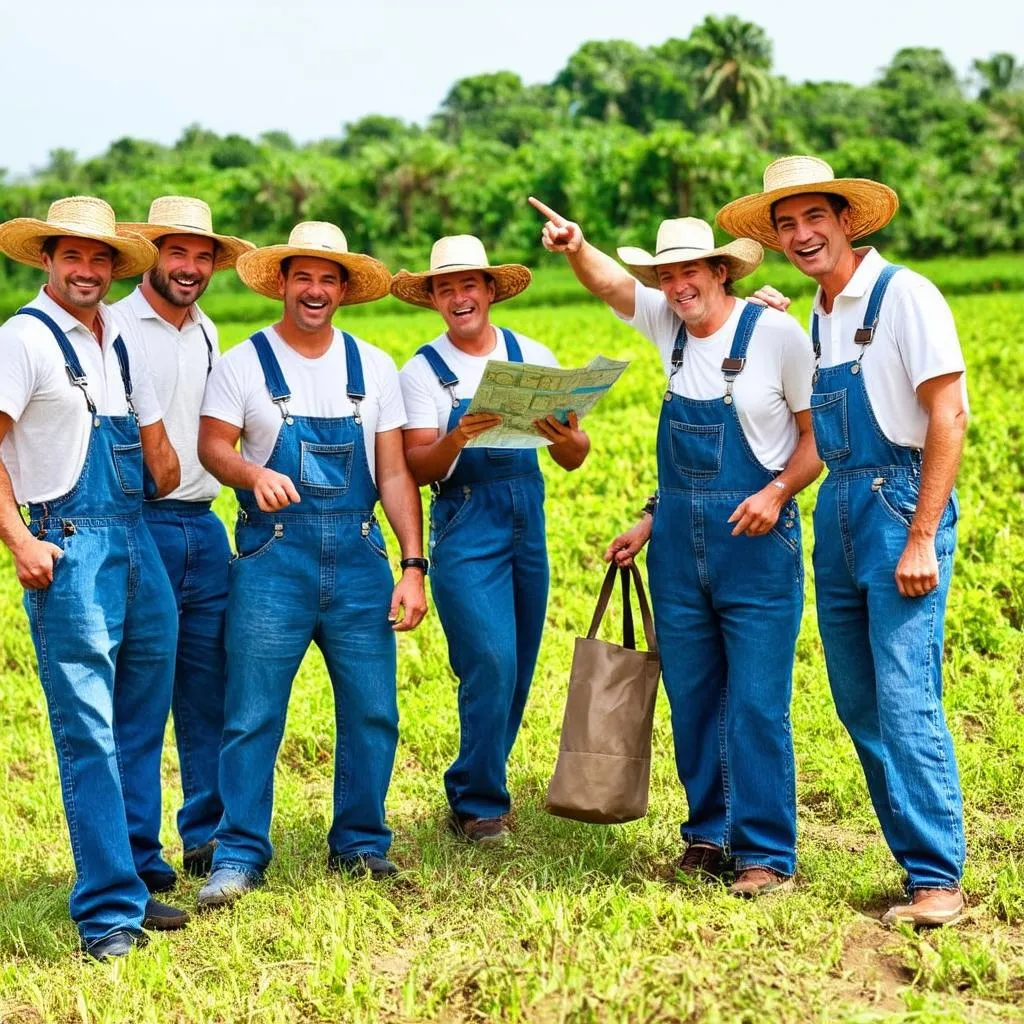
[199,437,262,491]
[405,432,464,487]
[913,407,966,538]
[566,242,636,315]
[774,430,822,499]
[378,472,423,559]
[0,462,32,555]
[140,423,181,498]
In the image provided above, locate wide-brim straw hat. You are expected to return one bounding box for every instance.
[236,221,392,304]
[616,218,763,287]
[716,156,900,252]
[390,235,532,308]
[119,195,253,270]
[0,196,157,278]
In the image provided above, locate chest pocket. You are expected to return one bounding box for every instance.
[670,421,723,478]
[112,442,144,495]
[810,391,851,463]
[300,442,354,495]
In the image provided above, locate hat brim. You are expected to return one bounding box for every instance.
[615,238,764,288]
[235,245,392,304]
[390,263,532,308]
[117,223,254,270]
[716,179,899,252]
[0,219,157,278]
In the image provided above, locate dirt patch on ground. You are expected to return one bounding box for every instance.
[827,920,911,1013]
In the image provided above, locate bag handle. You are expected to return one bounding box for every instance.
[587,562,658,654]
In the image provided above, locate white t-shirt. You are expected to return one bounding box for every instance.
[812,247,968,449]
[0,288,162,505]
[399,326,559,479]
[201,326,406,484]
[616,284,813,471]
[114,287,221,503]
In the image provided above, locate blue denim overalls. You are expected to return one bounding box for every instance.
[646,302,802,877]
[142,320,229,853]
[419,328,549,821]
[18,305,178,945]
[212,330,398,875]
[810,263,964,890]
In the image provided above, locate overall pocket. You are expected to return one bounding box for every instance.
[669,421,723,478]
[430,492,471,548]
[875,477,918,529]
[112,442,144,495]
[300,442,353,496]
[810,391,850,462]
[234,520,281,561]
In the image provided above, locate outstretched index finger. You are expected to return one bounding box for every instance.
[528,196,567,226]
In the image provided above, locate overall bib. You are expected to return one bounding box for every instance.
[142,320,230,852]
[647,303,801,876]
[419,329,549,821]
[810,264,964,890]
[19,306,178,944]
[213,331,398,874]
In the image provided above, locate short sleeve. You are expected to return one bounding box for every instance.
[400,358,443,431]
[201,353,247,428]
[375,354,407,433]
[612,280,679,349]
[779,319,815,413]
[894,280,966,391]
[0,323,37,422]
[128,345,163,426]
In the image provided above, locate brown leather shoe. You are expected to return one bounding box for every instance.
[448,812,511,846]
[674,842,726,880]
[729,867,794,898]
[881,887,964,927]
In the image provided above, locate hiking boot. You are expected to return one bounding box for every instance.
[448,811,511,846]
[196,866,262,911]
[183,840,217,878]
[882,887,964,927]
[328,853,399,880]
[729,867,794,898]
[673,842,726,880]
[143,898,190,931]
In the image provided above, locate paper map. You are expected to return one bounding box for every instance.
[464,355,629,448]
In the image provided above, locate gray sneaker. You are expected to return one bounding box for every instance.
[196,866,262,911]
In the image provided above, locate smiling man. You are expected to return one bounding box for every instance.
[114,196,253,886]
[195,222,427,907]
[392,235,589,846]
[719,156,969,925]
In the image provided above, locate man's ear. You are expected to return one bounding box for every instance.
[839,205,855,240]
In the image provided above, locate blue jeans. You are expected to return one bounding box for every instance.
[813,469,964,889]
[143,500,230,851]
[430,472,549,820]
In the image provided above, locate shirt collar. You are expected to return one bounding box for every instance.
[126,284,203,329]
[813,247,883,314]
[27,286,113,340]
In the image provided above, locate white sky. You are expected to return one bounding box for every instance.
[2,0,1019,177]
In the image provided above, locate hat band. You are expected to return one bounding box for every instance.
[432,261,488,270]
[654,245,714,257]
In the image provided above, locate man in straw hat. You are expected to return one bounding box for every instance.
[718,156,969,925]
[531,198,821,896]
[114,196,253,885]
[0,197,189,958]
[393,235,590,846]
[195,221,427,906]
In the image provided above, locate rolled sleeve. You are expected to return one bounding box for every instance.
[400,359,443,430]
[0,326,36,423]
[780,322,815,413]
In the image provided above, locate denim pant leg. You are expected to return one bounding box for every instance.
[116,523,178,883]
[172,512,230,849]
[647,505,729,848]
[317,533,398,859]
[214,547,314,873]
[864,523,964,889]
[25,527,148,943]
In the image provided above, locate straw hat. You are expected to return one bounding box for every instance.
[119,195,253,270]
[716,156,900,252]
[235,222,392,304]
[390,235,532,308]
[616,218,763,287]
[0,196,157,278]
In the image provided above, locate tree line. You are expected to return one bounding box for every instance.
[1,17,1022,290]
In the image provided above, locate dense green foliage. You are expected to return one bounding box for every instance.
[1,17,1022,295]
[1,282,1023,1021]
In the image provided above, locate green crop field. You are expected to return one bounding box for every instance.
[1,281,1023,1023]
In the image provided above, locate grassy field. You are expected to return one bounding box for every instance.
[1,283,1023,1022]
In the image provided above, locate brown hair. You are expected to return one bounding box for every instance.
[705,256,735,296]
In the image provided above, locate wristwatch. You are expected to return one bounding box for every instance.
[400,557,430,573]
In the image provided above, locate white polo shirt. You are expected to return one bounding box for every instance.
[201,325,406,485]
[0,288,162,505]
[812,247,968,449]
[616,283,814,471]
[114,287,221,503]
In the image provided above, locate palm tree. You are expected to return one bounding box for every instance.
[687,16,775,125]
[972,53,1024,103]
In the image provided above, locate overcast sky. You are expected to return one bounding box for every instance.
[3,0,1019,178]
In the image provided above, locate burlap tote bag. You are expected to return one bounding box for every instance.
[545,562,661,824]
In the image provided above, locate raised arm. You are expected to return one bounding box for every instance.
[529,197,637,319]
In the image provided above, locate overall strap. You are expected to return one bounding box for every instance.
[249,331,292,421]
[112,335,138,419]
[16,305,97,419]
[341,331,365,423]
[856,263,904,347]
[721,302,764,405]
[500,327,524,363]
[810,311,821,362]
[197,320,214,376]
[417,343,461,409]
[668,321,687,388]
